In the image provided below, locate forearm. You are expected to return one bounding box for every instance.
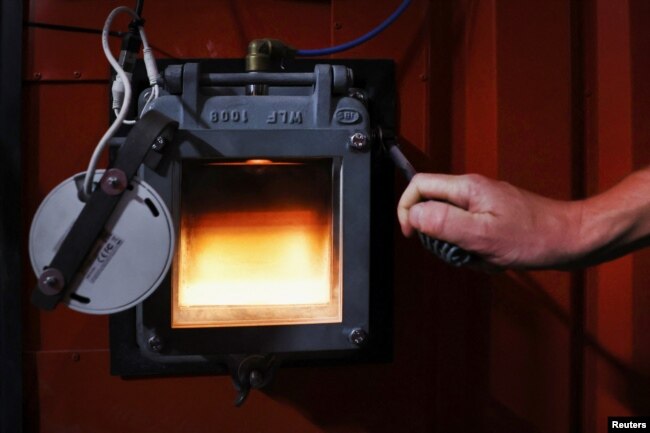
[574,167,650,266]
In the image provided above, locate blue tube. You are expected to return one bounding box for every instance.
[295,0,412,57]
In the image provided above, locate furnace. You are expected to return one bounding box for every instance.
[107,59,395,400]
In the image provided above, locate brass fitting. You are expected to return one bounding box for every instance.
[246,39,296,72]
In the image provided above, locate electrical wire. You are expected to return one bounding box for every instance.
[81,6,159,200]
[295,0,412,57]
[24,21,124,37]
[117,83,157,124]
[25,20,180,60]
[135,0,144,18]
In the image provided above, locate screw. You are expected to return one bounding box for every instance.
[101,168,127,195]
[152,136,168,152]
[38,269,65,295]
[106,176,120,187]
[33,72,42,80]
[73,71,82,79]
[419,73,428,82]
[349,132,370,152]
[334,22,343,30]
[148,335,163,352]
[349,328,368,346]
[71,353,81,362]
[348,88,367,105]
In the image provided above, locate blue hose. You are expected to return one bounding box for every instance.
[295,0,412,57]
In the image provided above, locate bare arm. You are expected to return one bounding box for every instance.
[397,168,650,270]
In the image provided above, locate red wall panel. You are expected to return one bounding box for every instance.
[21,1,650,432]
[583,1,650,432]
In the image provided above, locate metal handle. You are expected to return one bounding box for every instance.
[386,139,475,267]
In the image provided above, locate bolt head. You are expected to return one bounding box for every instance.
[38,268,65,295]
[148,335,163,352]
[152,136,168,152]
[348,88,367,104]
[349,328,368,346]
[349,132,370,152]
[100,168,127,195]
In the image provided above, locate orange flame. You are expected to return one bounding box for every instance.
[173,209,340,328]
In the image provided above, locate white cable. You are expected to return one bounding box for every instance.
[117,109,137,125]
[82,6,160,200]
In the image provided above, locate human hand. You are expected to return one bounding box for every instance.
[397,173,584,269]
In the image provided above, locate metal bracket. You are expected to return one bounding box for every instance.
[31,110,178,310]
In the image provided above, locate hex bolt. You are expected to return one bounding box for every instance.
[349,328,368,346]
[349,132,370,152]
[148,335,163,352]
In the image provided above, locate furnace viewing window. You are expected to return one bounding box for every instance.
[173,158,341,328]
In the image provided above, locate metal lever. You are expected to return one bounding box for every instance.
[229,355,278,406]
[384,136,474,267]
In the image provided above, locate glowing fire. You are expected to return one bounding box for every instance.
[172,158,341,328]
[177,210,331,306]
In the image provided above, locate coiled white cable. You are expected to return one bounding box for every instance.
[81,6,160,201]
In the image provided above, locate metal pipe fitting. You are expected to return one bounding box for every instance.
[245,39,296,72]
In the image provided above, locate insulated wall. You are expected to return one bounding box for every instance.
[19,1,650,432]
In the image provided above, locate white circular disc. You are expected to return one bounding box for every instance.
[29,170,174,314]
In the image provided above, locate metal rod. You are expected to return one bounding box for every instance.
[200,72,315,87]
[387,143,417,181]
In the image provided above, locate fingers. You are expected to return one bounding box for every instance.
[398,173,479,237]
[407,201,479,246]
[399,173,473,209]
